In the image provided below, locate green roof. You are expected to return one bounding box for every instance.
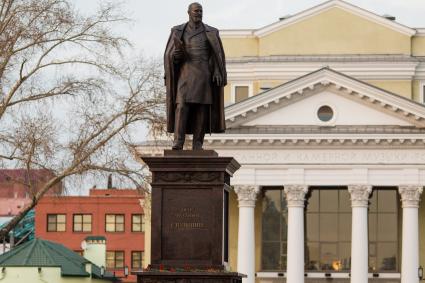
[0,238,115,280]
[85,236,106,241]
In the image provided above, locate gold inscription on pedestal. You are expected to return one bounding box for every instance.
[170,207,206,230]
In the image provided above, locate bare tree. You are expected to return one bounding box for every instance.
[0,0,166,239]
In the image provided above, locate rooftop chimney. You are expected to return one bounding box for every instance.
[382,14,396,21]
[82,236,106,268]
[279,14,292,21]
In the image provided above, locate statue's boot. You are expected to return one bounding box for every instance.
[173,103,188,150]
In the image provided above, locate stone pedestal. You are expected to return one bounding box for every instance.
[137,271,243,283]
[134,150,244,282]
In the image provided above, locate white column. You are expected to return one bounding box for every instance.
[234,185,260,283]
[284,185,308,283]
[399,185,423,283]
[348,185,372,283]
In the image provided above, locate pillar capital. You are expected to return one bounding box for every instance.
[398,185,423,208]
[348,185,372,207]
[234,185,260,207]
[284,185,308,207]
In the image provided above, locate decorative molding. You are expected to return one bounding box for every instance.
[234,185,260,207]
[224,68,425,128]
[155,172,221,183]
[415,28,425,36]
[398,185,423,208]
[284,185,308,207]
[237,0,416,37]
[220,29,255,38]
[226,61,419,81]
[206,135,425,148]
[210,149,425,165]
[348,185,372,207]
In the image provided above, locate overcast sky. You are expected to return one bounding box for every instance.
[72,0,425,58]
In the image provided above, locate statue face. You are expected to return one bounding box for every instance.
[188,4,203,24]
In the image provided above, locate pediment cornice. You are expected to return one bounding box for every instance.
[220,0,416,38]
[225,68,425,128]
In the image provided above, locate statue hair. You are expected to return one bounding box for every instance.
[188,2,202,11]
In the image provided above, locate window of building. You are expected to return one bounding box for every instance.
[73,214,92,232]
[105,214,125,232]
[132,214,144,232]
[317,105,334,122]
[131,251,144,269]
[231,83,253,104]
[235,86,249,102]
[368,189,399,272]
[106,251,124,269]
[47,214,66,232]
[261,187,287,270]
[305,188,351,272]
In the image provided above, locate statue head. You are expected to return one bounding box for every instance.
[188,2,203,24]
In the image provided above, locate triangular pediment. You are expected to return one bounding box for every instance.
[255,0,415,37]
[225,68,425,129]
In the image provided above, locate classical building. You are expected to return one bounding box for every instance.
[138,1,425,283]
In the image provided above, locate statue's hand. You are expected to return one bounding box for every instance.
[213,73,222,86]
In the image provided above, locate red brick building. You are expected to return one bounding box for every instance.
[0,169,62,223]
[35,188,145,283]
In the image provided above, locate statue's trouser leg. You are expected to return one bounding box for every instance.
[173,103,189,149]
[192,104,207,150]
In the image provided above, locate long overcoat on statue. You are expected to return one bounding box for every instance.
[164,23,227,134]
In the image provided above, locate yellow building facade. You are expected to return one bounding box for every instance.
[215,1,425,283]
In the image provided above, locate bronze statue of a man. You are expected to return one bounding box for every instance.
[164,2,227,150]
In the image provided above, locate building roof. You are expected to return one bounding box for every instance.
[220,0,417,38]
[0,238,114,280]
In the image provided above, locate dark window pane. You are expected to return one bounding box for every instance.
[281,214,288,241]
[48,223,56,232]
[261,242,280,270]
[369,190,377,212]
[378,190,397,212]
[48,215,56,223]
[262,191,281,242]
[377,214,397,241]
[378,243,397,271]
[306,214,319,242]
[320,214,338,242]
[307,190,319,212]
[320,243,338,271]
[317,106,334,122]
[339,243,351,271]
[339,190,351,212]
[320,190,338,212]
[368,213,377,241]
[235,86,249,102]
[305,242,320,271]
[339,214,351,242]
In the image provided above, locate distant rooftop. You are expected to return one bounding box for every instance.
[0,238,115,280]
[89,188,143,197]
